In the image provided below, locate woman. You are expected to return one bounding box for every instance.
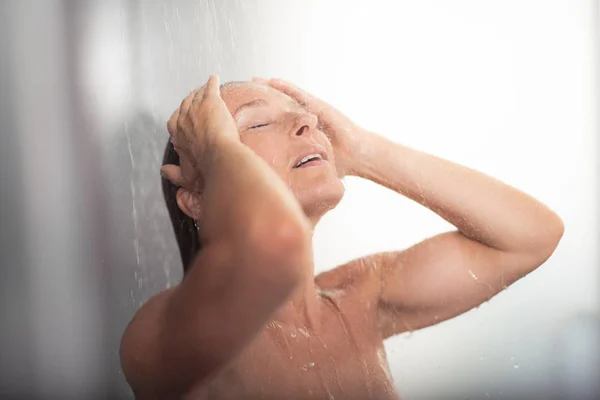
[120,75,563,399]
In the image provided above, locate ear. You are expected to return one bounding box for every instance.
[176,187,203,221]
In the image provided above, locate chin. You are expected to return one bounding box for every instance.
[297,178,345,218]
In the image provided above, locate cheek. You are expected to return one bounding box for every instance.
[318,130,334,148]
[240,134,288,168]
[315,130,336,161]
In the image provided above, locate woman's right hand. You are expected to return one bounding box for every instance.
[161,75,239,192]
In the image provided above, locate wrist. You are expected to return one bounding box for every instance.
[347,130,390,178]
[196,135,242,172]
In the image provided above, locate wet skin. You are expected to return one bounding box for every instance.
[121,79,564,399]
[168,83,398,399]
[182,280,399,400]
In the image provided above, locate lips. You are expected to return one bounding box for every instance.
[292,146,329,169]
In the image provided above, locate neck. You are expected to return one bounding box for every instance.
[271,217,322,330]
[304,205,327,230]
[272,274,321,329]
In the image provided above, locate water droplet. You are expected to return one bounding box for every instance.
[298,327,310,338]
[308,361,315,368]
[290,331,297,338]
[513,363,520,369]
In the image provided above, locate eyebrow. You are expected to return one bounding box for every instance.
[234,99,269,117]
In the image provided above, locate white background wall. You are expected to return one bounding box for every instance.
[75,0,599,398]
[258,1,600,398]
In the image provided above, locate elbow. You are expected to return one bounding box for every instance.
[527,212,565,265]
[552,214,565,242]
[541,213,564,255]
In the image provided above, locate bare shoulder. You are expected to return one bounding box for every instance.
[315,255,384,306]
[120,287,177,396]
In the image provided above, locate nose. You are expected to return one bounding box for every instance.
[291,113,318,138]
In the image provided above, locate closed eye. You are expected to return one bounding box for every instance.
[249,123,269,129]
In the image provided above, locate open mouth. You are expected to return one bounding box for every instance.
[293,153,327,168]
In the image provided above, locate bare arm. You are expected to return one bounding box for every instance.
[258,77,564,338]
[354,133,564,337]
[120,77,311,397]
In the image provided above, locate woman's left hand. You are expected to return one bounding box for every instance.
[254,78,369,177]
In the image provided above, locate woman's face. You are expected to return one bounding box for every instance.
[220,82,345,217]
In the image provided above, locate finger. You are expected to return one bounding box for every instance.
[252,77,269,85]
[204,75,220,99]
[178,88,201,124]
[167,108,180,136]
[160,164,186,187]
[268,79,316,108]
[190,86,206,105]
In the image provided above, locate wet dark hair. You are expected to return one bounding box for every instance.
[161,81,248,273]
[161,140,200,273]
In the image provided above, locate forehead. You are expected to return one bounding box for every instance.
[220,82,300,114]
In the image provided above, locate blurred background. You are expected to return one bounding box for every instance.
[0,0,598,399]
